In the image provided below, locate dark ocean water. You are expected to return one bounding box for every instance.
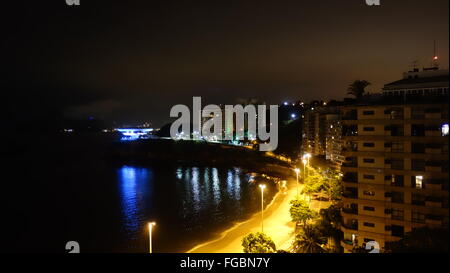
[2,133,277,253]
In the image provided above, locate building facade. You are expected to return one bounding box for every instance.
[340,69,449,252]
[302,106,344,167]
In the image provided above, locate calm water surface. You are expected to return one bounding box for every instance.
[3,134,277,253]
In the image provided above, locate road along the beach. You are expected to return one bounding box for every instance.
[187,179,299,253]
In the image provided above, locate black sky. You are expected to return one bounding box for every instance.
[2,0,449,127]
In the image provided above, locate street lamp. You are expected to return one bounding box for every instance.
[259,184,266,233]
[148,222,156,253]
[302,158,307,179]
[304,153,311,164]
[303,153,311,177]
[294,168,300,199]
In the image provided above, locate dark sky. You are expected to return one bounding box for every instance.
[2,0,449,127]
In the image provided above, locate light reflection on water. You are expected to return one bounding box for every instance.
[117,165,276,252]
[212,168,220,206]
[118,166,151,239]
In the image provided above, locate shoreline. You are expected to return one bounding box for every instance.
[186,178,297,253]
[106,138,295,179]
[186,182,285,253]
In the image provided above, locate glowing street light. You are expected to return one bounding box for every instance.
[303,153,311,177]
[294,168,300,199]
[259,184,266,233]
[304,153,311,161]
[148,222,156,253]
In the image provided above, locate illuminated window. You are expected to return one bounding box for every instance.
[414,176,423,189]
[442,124,449,136]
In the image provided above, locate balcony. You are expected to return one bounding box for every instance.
[426,132,442,137]
[391,215,404,221]
[425,196,443,208]
[343,190,358,199]
[385,109,404,120]
[342,173,358,183]
[343,158,358,168]
[426,215,443,226]
[411,200,425,206]
[391,192,404,204]
[425,113,442,119]
[389,128,404,137]
[425,166,442,173]
[391,198,404,204]
[426,179,444,191]
[342,146,358,152]
[342,239,354,246]
[425,148,442,154]
[342,222,358,231]
[342,208,358,215]
[342,111,357,121]
[342,125,358,137]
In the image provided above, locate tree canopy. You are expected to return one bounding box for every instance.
[289,199,317,225]
[242,232,277,253]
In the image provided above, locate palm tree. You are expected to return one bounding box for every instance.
[347,80,371,99]
[317,205,343,252]
[292,225,326,253]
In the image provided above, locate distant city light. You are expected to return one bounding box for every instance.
[117,128,153,141]
[284,102,289,106]
[291,114,297,119]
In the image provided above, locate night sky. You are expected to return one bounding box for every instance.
[2,0,449,127]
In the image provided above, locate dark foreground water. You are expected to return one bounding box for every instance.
[2,133,277,253]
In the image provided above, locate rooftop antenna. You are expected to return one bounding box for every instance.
[432,40,439,69]
[410,59,419,72]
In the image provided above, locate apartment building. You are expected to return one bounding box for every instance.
[302,105,344,167]
[340,68,449,252]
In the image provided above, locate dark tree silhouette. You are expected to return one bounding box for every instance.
[292,225,326,253]
[347,80,371,99]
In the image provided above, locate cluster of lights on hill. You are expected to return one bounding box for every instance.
[117,128,153,141]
